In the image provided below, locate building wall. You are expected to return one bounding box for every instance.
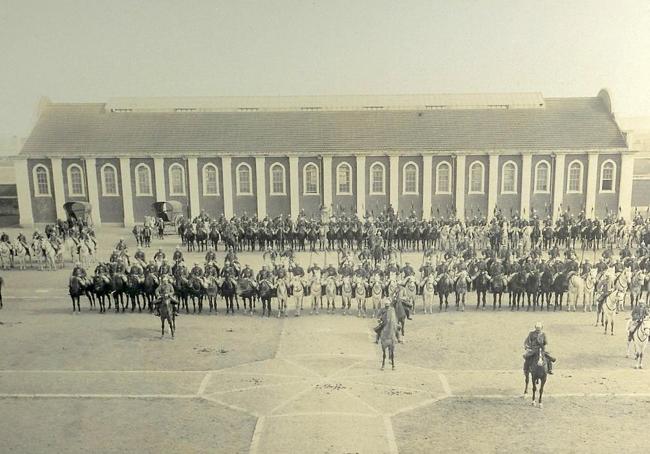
[331,156,356,215]
[430,156,454,218]
[62,158,89,203]
[366,156,390,216]
[231,156,257,216]
[298,156,322,217]
[496,155,522,217]
[632,157,650,210]
[530,154,553,218]
[95,158,124,223]
[265,156,291,218]
[164,158,190,218]
[563,154,588,215]
[197,157,224,218]
[130,158,156,222]
[465,155,488,218]
[398,155,423,217]
[27,158,56,223]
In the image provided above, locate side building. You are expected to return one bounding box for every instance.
[14,90,639,226]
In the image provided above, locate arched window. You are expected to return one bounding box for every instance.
[67,164,85,196]
[100,164,119,196]
[534,160,551,193]
[202,163,219,196]
[135,163,153,196]
[402,161,419,194]
[33,164,51,197]
[501,160,518,194]
[567,160,583,193]
[236,162,253,195]
[168,163,186,196]
[435,161,452,194]
[468,161,485,194]
[303,163,319,195]
[599,159,616,192]
[369,162,386,195]
[336,162,352,195]
[270,163,286,195]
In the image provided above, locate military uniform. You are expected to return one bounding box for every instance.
[523,330,555,374]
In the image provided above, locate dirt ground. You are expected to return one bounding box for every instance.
[0,227,648,453]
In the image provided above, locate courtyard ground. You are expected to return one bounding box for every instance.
[0,227,647,453]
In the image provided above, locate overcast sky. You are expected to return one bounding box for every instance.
[1,0,649,136]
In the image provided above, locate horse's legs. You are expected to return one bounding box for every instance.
[538,378,545,407]
[161,318,165,337]
[531,379,537,406]
[381,346,386,370]
[390,346,395,370]
[523,372,529,396]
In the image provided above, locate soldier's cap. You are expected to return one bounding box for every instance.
[534,321,543,330]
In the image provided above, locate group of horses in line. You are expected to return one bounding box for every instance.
[0,235,96,271]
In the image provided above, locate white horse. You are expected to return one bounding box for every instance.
[403,277,418,314]
[602,291,618,336]
[566,273,584,312]
[340,276,353,315]
[353,275,366,317]
[309,276,322,314]
[79,240,95,268]
[371,279,383,318]
[583,269,597,312]
[421,274,436,314]
[323,276,337,313]
[613,269,631,312]
[0,242,12,270]
[290,275,305,317]
[10,240,28,270]
[626,317,650,369]
[276,278,289,318]
[64,236,78,264]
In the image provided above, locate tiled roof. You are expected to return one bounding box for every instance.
[19,96,627,157]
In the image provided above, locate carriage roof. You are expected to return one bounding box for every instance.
[63,201,92,220]
[151,201,183,222]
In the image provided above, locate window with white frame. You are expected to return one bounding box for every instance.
[435,161,451,194]
[469,161,485,194]
[336,162,352,195]
[370,162,386,194]
[67,164,85,196]
[534,160,550,193]
[202,164,219,196]
[567,160,583,193]
[501,161,517,194]
[270,163,286,195]
[135,163,153,196]
[168,163,186,196]
[303,163,319,195]
[100,164,119,196]
[236,163,253,195]
[33,164,51,196]
[599,160,616,192]
[402,162,419,194]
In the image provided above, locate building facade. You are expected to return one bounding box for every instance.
[14,90,641,226]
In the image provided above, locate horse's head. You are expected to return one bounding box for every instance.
[536,348,545,368]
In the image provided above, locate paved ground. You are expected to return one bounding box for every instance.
[0,227,648,453]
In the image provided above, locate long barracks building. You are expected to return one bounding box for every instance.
[14,89,643,227]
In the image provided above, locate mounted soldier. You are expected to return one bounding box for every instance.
[523,322,555,375]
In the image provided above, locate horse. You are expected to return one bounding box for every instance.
[379,305,399,370]
[310,276,322,314]
[157,295,176,338]
[237,277,258,314]
[125,274,144,312]
[403,278,418,314]
[258,279,275,317]
[421,275,436,314]
[290,275,305,316]
[0,241,12,270]
[626,317,650,369]
[524,270,541,311]
[111,272,128,312]
[195,227,208,252]
[474,271,491,311]
[209,226,221,250]
[629,270,646,307]
[143,273,159,311]
[69,275,86,312]
[583,269,597,312]
[220,278,237,314]
[436,272,454,311]
[205,276,220,313]
[10,240,28,270]
[551,272,569,311]
[602,291,617,336]
[324,276,337,313]
[340,276,353,315]
[275,278,289,317]
[353,275,367,317]
[566,273,584,312]
[92,274,112,313]
[370,279,383,318]
[142,225,152,248]
[524,348,548,408]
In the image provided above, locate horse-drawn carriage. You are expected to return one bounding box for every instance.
[152,201,183,234]
[63,201,93,226]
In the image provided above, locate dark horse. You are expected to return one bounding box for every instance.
[524,348,548,408]
[69,275,86,312]
[156,295,176,338]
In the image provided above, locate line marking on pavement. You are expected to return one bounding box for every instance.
[0,369,211,374]
[276,357,322,379]
[390,396,449,416]
[248,416,266,454]
[197,371,212,396]
[201,394,259,417]
[268,380,320,415]
[208,380,315,396]
[344,379,433,396]
[383,414,399,454]
[274,316,287,358]
[438,372,453,396]
[268,411,380,418]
